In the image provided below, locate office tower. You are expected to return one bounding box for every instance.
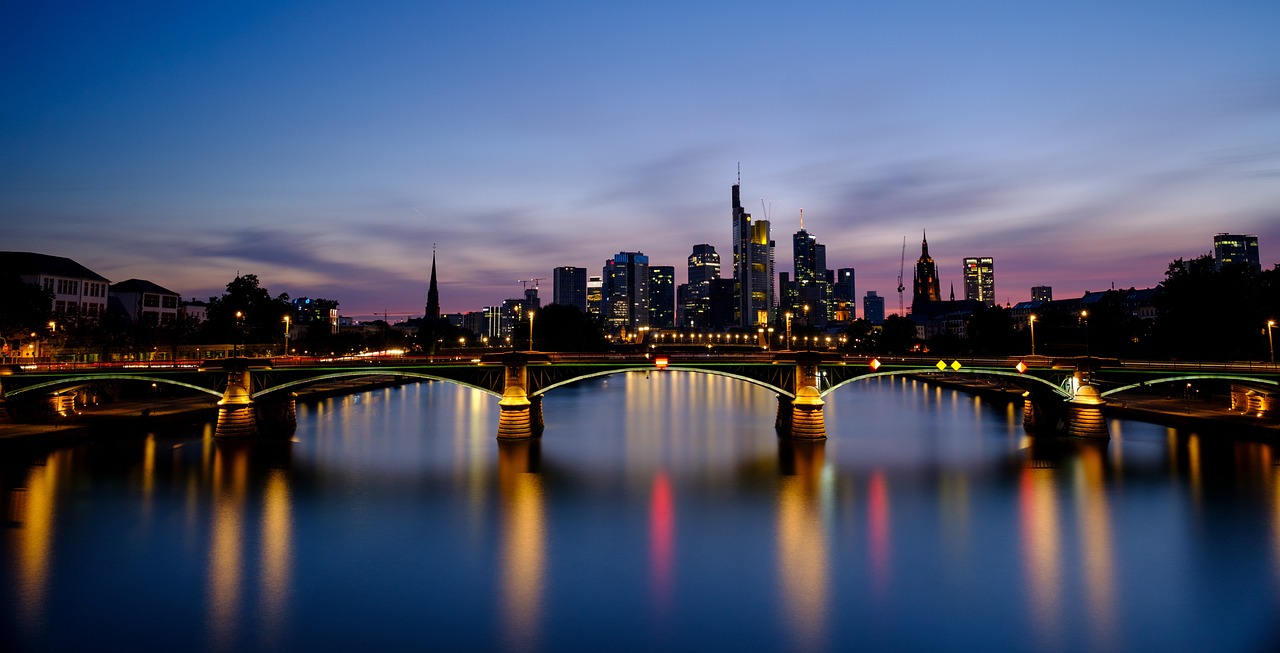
[425,249,440,320]
[833,268,856,322]
[603,251,649,332]
[649,265,675,328]
[708,278,737,331]
[1213,233,1260,271]
[683,244,720,328]
[552,266,588,312]
[962,257,995,306]
[911,231,941,311]
[731,172,774,327]
[586,276,602,318]
[1031,286,1053,302]
[863,291,886,325]
[791,221,830,326]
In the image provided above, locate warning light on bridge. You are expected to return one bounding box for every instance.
[936,360,947,371]
[654,357,669,369]
[870,358,881,371]
[951,360,962,371]
[1015,361,1027,374]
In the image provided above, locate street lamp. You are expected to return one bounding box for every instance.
[758,327,765,350]
[283,315,291,355]
[527,311,535,352]
[234,311,244,358]
[1268,320,1276,366]
[1028,314,1037,356]
[767,326,774,351]
[785,312,793,350]
[803,305,811,351]
[1080,310,1089,359]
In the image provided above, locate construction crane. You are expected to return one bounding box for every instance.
[517,278,545,290]
[896,236,906,315]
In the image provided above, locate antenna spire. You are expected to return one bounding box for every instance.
[737,162,740,185]
[799,208,804,230]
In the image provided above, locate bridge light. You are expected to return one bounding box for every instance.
[870,358,881,371]
[936,360,947,371]
[950,361,962,371]
[654,356,669,369]
[1015,361,1027,374]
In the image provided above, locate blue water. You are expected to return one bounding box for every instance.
[3,373,1279,652]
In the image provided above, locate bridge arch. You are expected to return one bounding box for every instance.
[531,366,792,398]
[252,370,502,399]
[3,375,225,399]
[820,367,1072,398]
[1100,375,1280,398]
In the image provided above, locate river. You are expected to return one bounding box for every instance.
[3,372,1279,652]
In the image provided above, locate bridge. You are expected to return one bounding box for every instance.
[1,352,1276,441]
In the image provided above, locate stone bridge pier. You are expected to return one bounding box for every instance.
[212,358,295,438]
[775,352,832,440]
[495,352,547,440]
[1022,371,1109,439]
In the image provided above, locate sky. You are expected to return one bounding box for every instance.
[3,0,1278,320]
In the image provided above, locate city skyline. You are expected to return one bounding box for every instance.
[3,1,1277,318]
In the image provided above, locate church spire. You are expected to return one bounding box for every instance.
[425,244,440,321]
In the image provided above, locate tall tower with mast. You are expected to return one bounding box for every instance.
[425,245,441,321]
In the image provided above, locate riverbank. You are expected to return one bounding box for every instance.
[914,374,1280,439]
[0,375,413,447]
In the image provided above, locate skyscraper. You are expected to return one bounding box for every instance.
[552,266,587,312]
[833,268,856,322]
[962,257,995,306]
[863,291,885,325]
[603,251,649,332]
[731,172,774,327]
[1031,285,1053,302]
[649,265,675,328]
[424,248,441,320]
[1213,233,1260,271]
[683,244,721,329]
[586,276,602,318]
[791,217,831,326]
[911,231,941,312]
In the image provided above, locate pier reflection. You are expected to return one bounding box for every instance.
[776,440,830,652]
[498,439,545,653]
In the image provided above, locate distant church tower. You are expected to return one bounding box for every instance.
[425,246,441,321]
[911,231,941,311]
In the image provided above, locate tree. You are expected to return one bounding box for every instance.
[1153,255,1275,360]
[201,274,292,349]
[532,304,608,352]
[0,273,52,337]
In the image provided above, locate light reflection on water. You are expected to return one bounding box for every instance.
[2,372,1280,652]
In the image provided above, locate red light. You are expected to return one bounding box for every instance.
[655,357,669,369]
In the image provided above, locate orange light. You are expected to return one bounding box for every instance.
[870,358,881,371]
[654,357,669,369]
[1015,361,1027,374]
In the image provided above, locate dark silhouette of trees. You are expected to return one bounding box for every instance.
[532,304,608,352]
[1153,255,1278,360]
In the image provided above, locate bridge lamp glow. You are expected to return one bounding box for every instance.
[870,358,881,371]
[654,357,669,369]
[1015,361,1027,374]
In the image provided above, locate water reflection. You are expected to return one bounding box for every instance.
[649,471,675,620]
[1018,464,1063,644]
[1074,442,1118,651]
[9,451,63,636]
[776,440,830,652]
[498,440,545,653]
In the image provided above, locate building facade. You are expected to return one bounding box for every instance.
[552,266,588,312]
[731,177,774,327]
[1213,233,1260,271]
[108,279,181,326]
[962,256,995,306]
[1,251,109,321]
[603,251,649,333]
[1031,285,1053,302]
[648,265,675,328]
[863,291,886,325]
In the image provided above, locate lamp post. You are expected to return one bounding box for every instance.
[283,315,291,355]
[234,311,244,358]
[785,312,793,350]
[527,311,535,352]
[1028,314,1037,356]
[803,305,811,351]
[767,326,774,351]
[1080,310,1089,358]
[1268,320,1276,366]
